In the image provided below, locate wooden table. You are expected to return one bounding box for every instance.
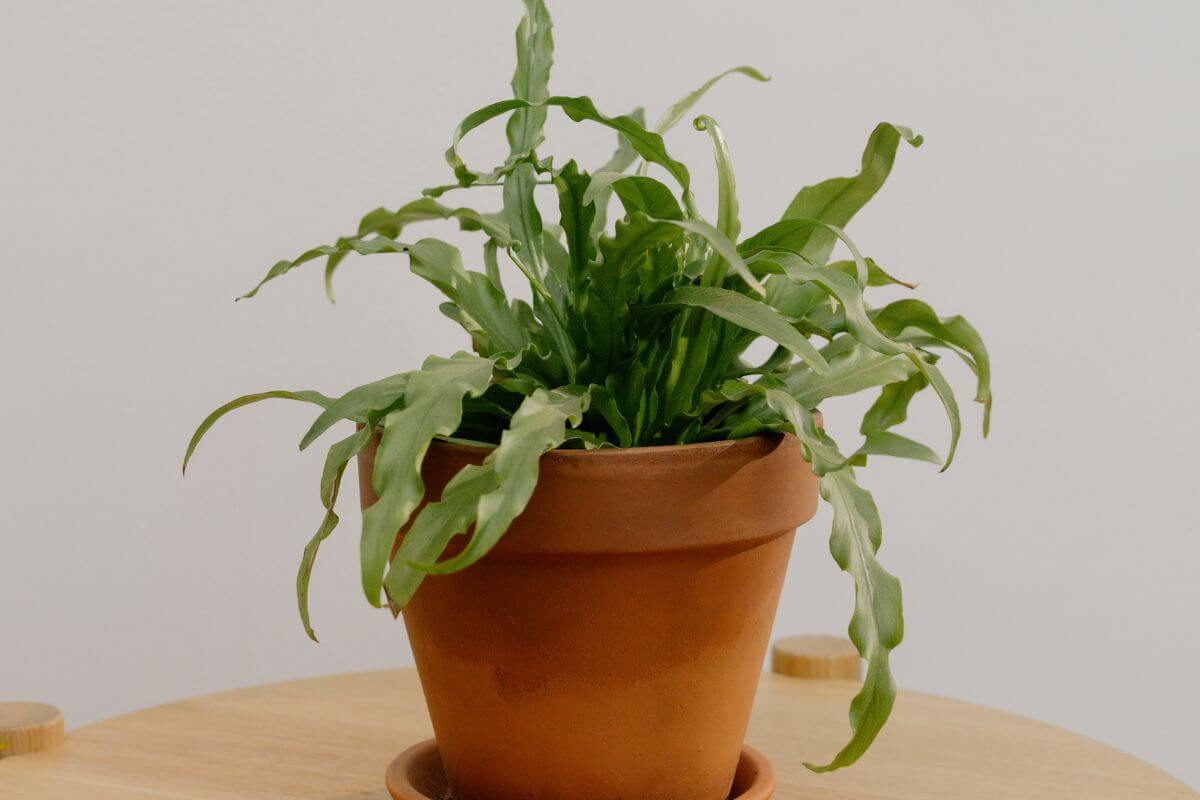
[2,665,1195,799]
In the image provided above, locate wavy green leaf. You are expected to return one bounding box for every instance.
[183,390,335,474]
[759,386,844,471]
[660,217,763,295]
[506,0,553,154]
[584,173,684,221]
[807,467,903,772]
[587,382,633,448]
[445,97,691,201]
[403,238,531,358]
[553,160,596,297]
[664,286,827,373]
[503,161,549,282]
[787,344,916,408]
[731,379,903,773]
[590,106,646,237]
[861,373,928,434]
[694,115,740,242]
[740,217,870,287]
[239,236,413,300]
[583,215,674,378]
[382,462,499,611]
[358,353,496,606]
[652,65,769,135]
[753,253,961,467]
[299,373,409,451]
[549,96,692,198]
[416,387,589,573]
[781,122,923,265]
[444,99,531,186]
[828,258,916,289]
[238,199,517,302]
[873,298,992,435]
[324,200,515,302]
[297,421,378,641]
[845,430,940,467]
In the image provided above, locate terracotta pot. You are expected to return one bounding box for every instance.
[357,433,818,800]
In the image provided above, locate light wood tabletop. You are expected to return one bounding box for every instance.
[1,667,1195,800]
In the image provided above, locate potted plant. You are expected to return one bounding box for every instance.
[185,2,991,798]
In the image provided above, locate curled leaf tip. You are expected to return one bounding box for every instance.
[692,116,709,132]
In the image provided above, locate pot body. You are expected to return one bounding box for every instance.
[357,434,818,800]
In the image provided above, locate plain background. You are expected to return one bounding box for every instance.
[2,0,1198,789]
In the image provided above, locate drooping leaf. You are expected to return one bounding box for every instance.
[759,386,844,471]
[239,236,414,300]
[237,199,517,303]
[807,467,904,772]
[358,353,496,606]
[325,200,516,302]
[382,462,499,611]
[828,258,916,289]
[300,373,409,451]
[873,299,992,435]
[183,390,336,473]
[416,387,589,573]
[844,430,940,467]
[297,421,378,641]
[752,252,961,468]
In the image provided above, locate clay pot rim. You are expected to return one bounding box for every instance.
[361,425,820,553]
[434,431,795,463]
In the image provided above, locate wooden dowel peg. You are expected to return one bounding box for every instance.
[771,635,861,680]
[0,703,64,759]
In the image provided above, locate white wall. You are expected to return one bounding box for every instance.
[2,0,1197,789]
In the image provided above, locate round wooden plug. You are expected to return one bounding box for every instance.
[771,635,862,680]
[0,703,63,759]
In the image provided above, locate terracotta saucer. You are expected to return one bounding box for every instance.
[385,739,775,800]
